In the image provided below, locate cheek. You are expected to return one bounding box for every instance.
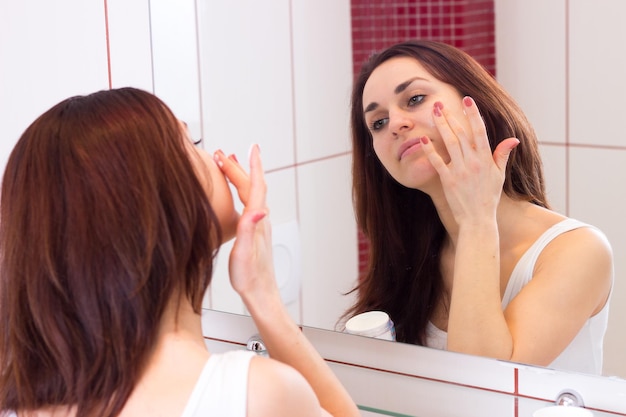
[372,139,394,169]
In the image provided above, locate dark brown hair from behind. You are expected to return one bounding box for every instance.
[0,87,222,416]
[344,40,549,345]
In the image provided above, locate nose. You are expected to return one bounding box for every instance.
[388,108,413,137]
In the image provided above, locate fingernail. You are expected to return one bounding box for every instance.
[251,211,267,223]
[463,96,473,107]
[420,135,430,145]
[248,143,260,162]
[213,150,224,167]
[228,154,238,163]
[433,102,443,117]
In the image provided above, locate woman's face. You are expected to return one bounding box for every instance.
[181,124,239,243]
[362,56,469,191]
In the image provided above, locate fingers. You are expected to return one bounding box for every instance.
[423,96,519,179]
[432,101,467,162]
[246,144,268,213]
[214,149,251,205]
[461,96,490,153]
[214,144,269,218]
[493,137,520,172]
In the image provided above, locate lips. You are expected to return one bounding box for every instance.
[397,137,422,160]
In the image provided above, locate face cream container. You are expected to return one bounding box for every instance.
[345,311,396,341]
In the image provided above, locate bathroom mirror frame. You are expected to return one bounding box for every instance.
[202,308,626,416]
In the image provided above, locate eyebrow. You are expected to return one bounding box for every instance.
[363,77,428,113]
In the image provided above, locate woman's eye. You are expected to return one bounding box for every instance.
[369,118,388,131]
[408,95,425,106]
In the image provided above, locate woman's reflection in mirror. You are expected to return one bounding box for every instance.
[344,39,613,375]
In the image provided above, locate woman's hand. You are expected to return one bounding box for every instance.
[421,96,519,225]
[420,97,519,359]
[213,146,280,305]
[215,146,360,417]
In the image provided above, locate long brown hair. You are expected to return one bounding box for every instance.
[345,40,549,344]
[0,88,222,416]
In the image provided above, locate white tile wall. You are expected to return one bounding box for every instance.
[146,0,358,328]
[569,147,626,380]
[539,144,568,215]
[298,155,358,330]
[195,0,295,172]
[569,0,626,147]
[1,0,357,331]
[149,0,203,140]
[291,0,354,161]
[107,0,153,91]
[0,0,111,171]
[494,0,567,144]
[495,0,626,379]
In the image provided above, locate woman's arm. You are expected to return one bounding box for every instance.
[422,96,519,359]
[214,146,359,417]
[502,226,612,365]
[421,96,613,366]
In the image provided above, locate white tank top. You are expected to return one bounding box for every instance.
[425,218,612,374]
[2,350,256,417]
[181,349,256,417]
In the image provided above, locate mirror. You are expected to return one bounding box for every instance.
[148,0,626,382]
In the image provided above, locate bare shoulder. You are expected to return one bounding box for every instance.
[246,356,327,417]
[542,221,613,266]
[536,219,613,311]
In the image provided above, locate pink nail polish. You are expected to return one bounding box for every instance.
[433,102,443,117]
[463,96,473,107]
[420,135,430,145]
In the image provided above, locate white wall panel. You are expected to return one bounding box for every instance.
[569,0,626,146]
[207,168,300,322]
[107,0,153,91]
[539,144,567,214]
[291,0,353,162]
[298,154,358,330]
[495,0,567,144]
[150,0,202,140]
[195,0,294,171]
[0,0,109,174]
[569,147,626,378]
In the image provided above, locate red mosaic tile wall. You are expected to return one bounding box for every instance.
[350,0,496,278]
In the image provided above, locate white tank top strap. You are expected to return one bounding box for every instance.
[501,218,592,309]
[181,349,256,417]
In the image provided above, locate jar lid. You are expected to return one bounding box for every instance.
[345,311,391,336]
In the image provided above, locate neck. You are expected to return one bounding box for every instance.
[150,294,208,362]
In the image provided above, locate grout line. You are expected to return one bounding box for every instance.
[193,0,205,147]
[103,0,112,89]
[565,0,571,216]
[286,0,304,324]
[147,0,155,94]
[264,151,352,174]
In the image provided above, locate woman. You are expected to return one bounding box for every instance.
[0,87,359,416]
[345,39,612,374]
